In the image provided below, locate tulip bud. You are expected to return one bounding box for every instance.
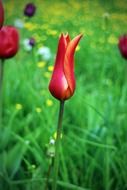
[0,26,19,59]
[118,35,127,60]
[24,3,36,17]
[49,33,82,101]
[0,0,4,29]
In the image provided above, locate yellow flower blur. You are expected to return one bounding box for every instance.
[46,99,53,107]
[15,104,23,110]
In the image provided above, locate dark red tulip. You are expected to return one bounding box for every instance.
[118,35,127,60]
[24,3,36,17]
[0,26,19,59]
[49,33,82,101]
[0,0,4,29]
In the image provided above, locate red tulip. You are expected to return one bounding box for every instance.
[49,33,82,101]
[0,0,4,29]
[0,26,19,59]
[118,35,127,60]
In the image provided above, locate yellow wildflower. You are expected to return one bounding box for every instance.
[46,99,53,107]
[108,35,117,44]
[47,29,58,36]
[15,103,23,110]
[48,65,54,72]
[24,22,37,31]
[37,61,46,68]
[35,107,42,113]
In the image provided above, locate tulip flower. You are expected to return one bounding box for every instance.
[49,33,82,101]
[48,33,83,190]
[0,26,19,127]
[24,3,36,17]
[0,26,19,59]
[0,0,4,29]
[118,34,127,60]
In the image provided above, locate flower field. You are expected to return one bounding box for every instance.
[0,0,127,189]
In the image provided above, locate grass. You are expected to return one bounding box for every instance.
[0,0,127,189]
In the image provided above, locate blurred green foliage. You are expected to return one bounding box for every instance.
[0,0,127,189]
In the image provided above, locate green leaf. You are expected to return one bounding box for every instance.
[6,142,28,178]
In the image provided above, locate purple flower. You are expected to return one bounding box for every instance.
[24,3,36,17]
[22,38,35,51]
[29,37,35,47]
[118,34,127,60]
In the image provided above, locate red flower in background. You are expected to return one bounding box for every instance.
[0,26,19,59]
[118,35,127,60]
[49,33,82,101]
[0,0,4,29]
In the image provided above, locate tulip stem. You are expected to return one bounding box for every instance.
[52,100,65,190]
[0,59,4,126]
[44,158,53,190]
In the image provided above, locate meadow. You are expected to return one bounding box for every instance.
[0,0,127,189]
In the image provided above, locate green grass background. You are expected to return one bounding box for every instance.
[0,0,127,189]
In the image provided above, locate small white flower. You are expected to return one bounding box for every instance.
[14,19,24,28]
[102,12,110,19]
[22,39,32,51]
[37,46,52,61]
[50,138,55,145]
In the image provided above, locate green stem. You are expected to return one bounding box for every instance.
[44,158,53,190]
[0,59,4,127]
[52,100,65,190]
[0,59,4,93]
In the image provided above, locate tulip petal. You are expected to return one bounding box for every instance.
[49,33,83,101]
[64,33,71,46]
[53,34,67,70]
[49,34,69,100]
[118,35,127,59]
[0,26,19,59]
[64,34,83,93]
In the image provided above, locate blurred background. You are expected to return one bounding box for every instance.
[0,0,127,189]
